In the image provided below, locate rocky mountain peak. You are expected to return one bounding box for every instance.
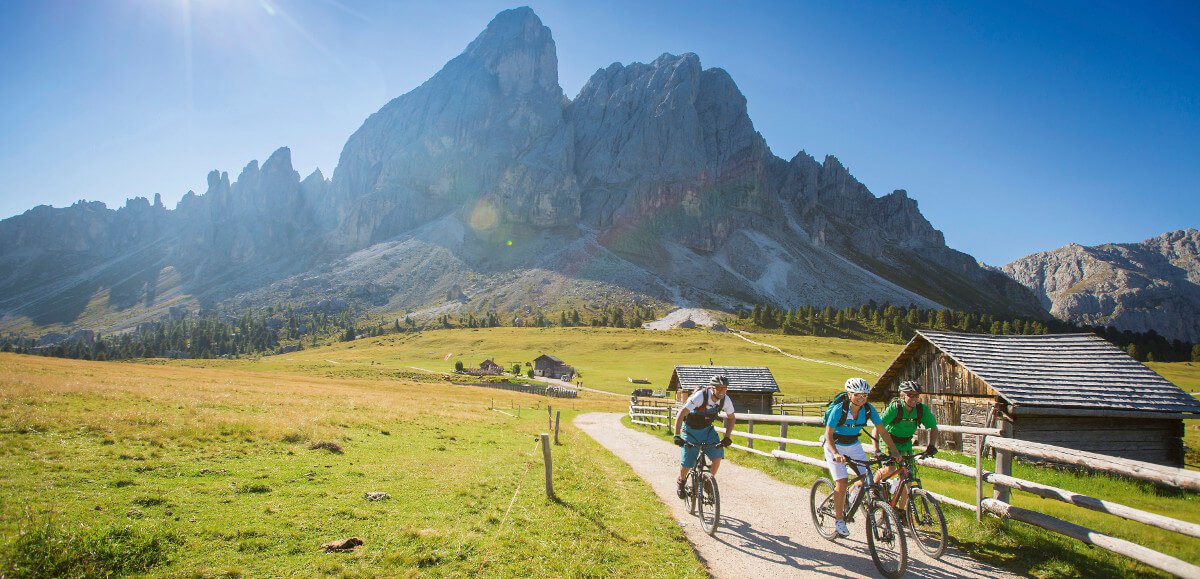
[462,6,559,95]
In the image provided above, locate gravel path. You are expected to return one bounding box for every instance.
[575,412,1020,579]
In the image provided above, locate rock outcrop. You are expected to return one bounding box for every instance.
[1002,229,1200,342]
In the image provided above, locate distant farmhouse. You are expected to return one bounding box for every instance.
[534,355,575,380]
[668,365,780,415]
[873,331,1200,466]
[479,359,503,375]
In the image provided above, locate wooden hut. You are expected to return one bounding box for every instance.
[667,366,780,415]
[479,359,503,375]
[873,331,1200,466]
[533,354,574,380]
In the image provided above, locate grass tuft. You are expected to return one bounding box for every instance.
[307,441,343,454]
[1,518,178,577]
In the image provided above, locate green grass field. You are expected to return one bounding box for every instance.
[0,353,698,577]
[3,327,1197,577]
[161,326,903,399]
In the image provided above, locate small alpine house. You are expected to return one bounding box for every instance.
[668,365,780,415]
[872,330,1200,466]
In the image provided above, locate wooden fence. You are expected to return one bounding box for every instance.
[471,380,579,398]
[771,398,829,417]
[641,403,1200,577]
[629,397,674,429]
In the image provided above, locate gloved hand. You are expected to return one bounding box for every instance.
[721,436,733,447]
[673,435,685,447]
[925,443,938,456]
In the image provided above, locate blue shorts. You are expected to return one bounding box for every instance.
[680,424,724,468]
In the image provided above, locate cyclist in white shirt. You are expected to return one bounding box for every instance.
[672,375,736,498]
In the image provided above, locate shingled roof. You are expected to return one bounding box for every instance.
[668,366,780,393]
[876,331,1200,415]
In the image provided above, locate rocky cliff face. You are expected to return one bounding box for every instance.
[1002,229,1200,342]
[330,7,579,250]
[0,7,1050,335]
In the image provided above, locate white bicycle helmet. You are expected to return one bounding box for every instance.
[844,377,871,394]
[898,380,922,393]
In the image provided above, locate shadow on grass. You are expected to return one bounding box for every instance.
[547,496,631,544]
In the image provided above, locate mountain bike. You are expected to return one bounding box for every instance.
[810,453,907,578]
[878,450,948,558]
[681,441,721,536]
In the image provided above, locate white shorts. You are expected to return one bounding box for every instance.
[822,438,867,481]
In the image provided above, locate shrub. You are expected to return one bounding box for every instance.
[454,361,464,372]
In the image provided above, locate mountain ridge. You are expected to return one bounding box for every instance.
[1,7,1049,336]
[1002,229,1200,343]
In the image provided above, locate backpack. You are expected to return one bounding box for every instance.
[887,399,924,426]
[823,392,854,427]
[685,388,720,428]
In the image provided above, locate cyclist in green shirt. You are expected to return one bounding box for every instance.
[874,380,938,512]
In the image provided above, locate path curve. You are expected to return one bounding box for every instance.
[575,412,1018,578]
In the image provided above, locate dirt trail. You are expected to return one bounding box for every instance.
[575,412,1018,578]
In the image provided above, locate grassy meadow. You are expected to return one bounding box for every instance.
[0,353,700,577]
[155,326,904,399]
[3,326,1198,577]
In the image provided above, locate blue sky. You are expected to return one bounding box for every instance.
[0,0,1196,265]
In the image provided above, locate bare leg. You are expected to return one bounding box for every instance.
[710,457,722,475]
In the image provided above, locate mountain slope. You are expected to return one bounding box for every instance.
[1002,229,1200,342]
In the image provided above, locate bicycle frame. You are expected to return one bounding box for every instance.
[876,451,932,509]
[842,456,890,520]
[684,441,720,481]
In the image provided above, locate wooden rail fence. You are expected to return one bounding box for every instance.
[469,379,578,398]
[629,397,673,429]
[635,402,1200,577]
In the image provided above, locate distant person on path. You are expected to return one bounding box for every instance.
[673,375,736,498]
[874,380,938,511]
[822,377,901,538]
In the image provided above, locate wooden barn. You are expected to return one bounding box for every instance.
[533,354,575,380]
[872,331,1200,466]
[667,366,780,415]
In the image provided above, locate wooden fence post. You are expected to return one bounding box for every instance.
[554,411,561,445]
[993,418,1013,504]
[976,434,985,522]
[541,433,555,499]
[779,411,789,452]
[547,405,553,431]
[747,420,755,450]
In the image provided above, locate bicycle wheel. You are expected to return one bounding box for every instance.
[697,473,720,536]
[907,488,948,558]
[865,500,907,578]
[809,477,839,541]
